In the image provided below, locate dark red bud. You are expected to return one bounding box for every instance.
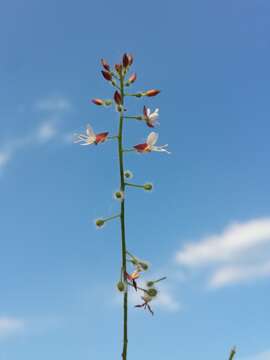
[128,73,137,84]
[101,58,110,71]
[101,70,112,81]
[92,98,104,106]
[145,89,160,97]
[115,63,123,74]
[127,53,133,66]
[123,53,130,68]
[114,91,122,105]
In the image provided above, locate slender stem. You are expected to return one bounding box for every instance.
[122,149,135,153]
[124,116,142,120]
[228,347,236,360]
[125,182,145,189]
[104,213,121,222]
[107,135,119,140]
[118,71,128,360]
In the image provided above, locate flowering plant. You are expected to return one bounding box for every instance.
[75,53,168,359]
[74,53,236,360]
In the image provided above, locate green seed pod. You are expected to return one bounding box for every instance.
[124,170,133,179]
[139,261,149,271]
[147,288,158,298]
[114,191,124,201]
[117,281,125,292]
[95,219,105,228]
[143,183,153,191]
[146,281,154,288]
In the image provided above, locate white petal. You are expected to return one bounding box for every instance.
[147,132,158,146]
[146,108,151,117]
[86,124,95,137]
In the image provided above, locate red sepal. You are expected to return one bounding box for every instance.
[133,143,149,152]
[95,132,109,144]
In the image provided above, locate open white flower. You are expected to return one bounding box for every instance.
[143,106,159,128]
[74,124,109,145]
[134,132,170,154]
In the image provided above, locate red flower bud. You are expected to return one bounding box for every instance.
[92,98,104,106]
[127,53,133,66]
[128,73,137,84]
[114,91,122,105]
[115,63,123,74]
[145,89,160,97]
[101,58,110,71]
[123,53,129,68]
[101,70,112,81]
[123,53,133,68]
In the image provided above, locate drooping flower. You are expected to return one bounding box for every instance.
[133,132,170,154]
[125,270,140,291]
[135,295,154,315]
[143,106,159,128]
[74,124,109,146]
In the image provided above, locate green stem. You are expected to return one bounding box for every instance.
[104,214,121,222]
[228,347,236,360]
[125,183,145,189]
[118,72,128,360]
[124,116,142,121]
[122,149,135,153]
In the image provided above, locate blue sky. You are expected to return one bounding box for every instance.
[1,0,270,359]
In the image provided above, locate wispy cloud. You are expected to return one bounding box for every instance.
[0,316,25,338]
[0,121,58,171]
[240,349,270,360]
[175,217,270,288]
[34,95,72,112]
[0,95,73,173]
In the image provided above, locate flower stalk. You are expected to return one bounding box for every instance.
[75,53,168,360]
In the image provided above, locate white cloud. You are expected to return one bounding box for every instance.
[0,151,11,169]
[34,96,71,112]
[210,261,270,288]
[0,121,58,172]
[0,317,25,338]
[176,218,270,267]
[175,217,270,287]
[241,349,270,360]
[36,122,58,142]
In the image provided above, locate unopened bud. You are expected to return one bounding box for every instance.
[146,281,154,288]
[144,89,160,97]
[92,98,104,106]
[101,70,112,81]
[143,183,153,191]
[114,190,124,201]
[101,58,110,71]
[124,170,133,179]
[114,91,122,105]
[122,53,130,68]
[117,281,125,292]
[115,63,123,74]
[147,288,158,298]
[127,73,137,85]
[139,261,149,271]
[95,218,105,228]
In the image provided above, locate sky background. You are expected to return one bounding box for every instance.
[1,0,270,359]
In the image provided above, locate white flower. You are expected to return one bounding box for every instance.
[134,132,170,154]
[143,106,159,128]
[74,124,109,145]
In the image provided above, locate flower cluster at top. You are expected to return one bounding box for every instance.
[74,53,170,154]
